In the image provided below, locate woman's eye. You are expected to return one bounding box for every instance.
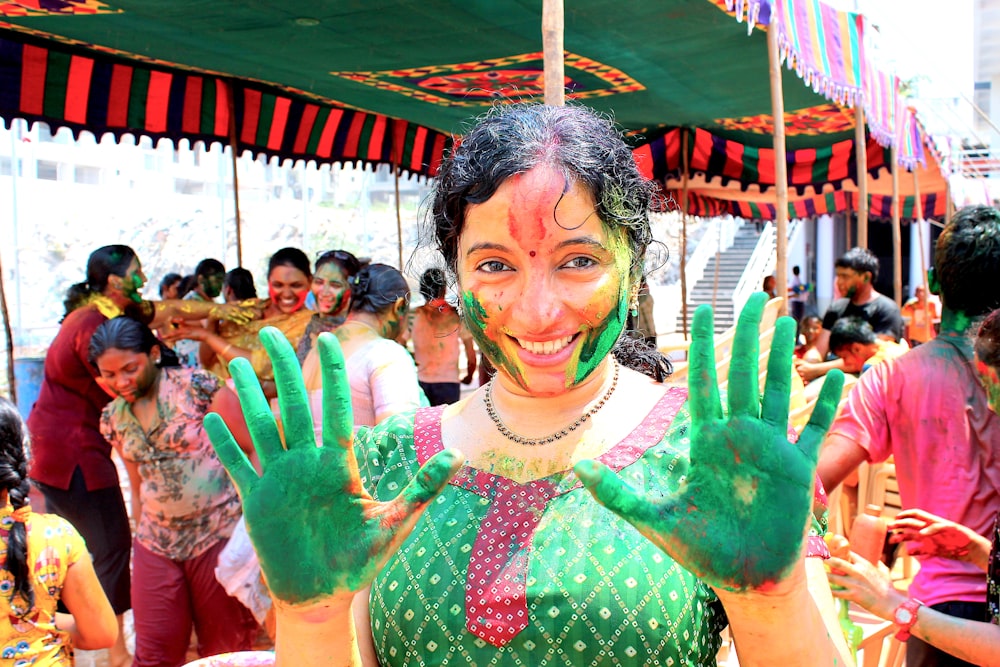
[562,256,597,269]
[477,260,511,273]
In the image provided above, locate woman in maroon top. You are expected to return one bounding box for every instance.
[27,245,252,667]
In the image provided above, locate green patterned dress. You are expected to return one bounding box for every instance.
[357,387,728,666]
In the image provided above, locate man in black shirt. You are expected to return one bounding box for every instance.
[796,247,903,383]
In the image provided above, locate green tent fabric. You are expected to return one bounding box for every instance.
[1,0,853,177]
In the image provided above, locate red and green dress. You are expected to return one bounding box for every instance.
[357,388,731,665]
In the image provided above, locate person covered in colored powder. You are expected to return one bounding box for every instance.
[296,249,363,366]
[901,284,939,347]
[27,244,254,667]
[0,397,117,665]
[818,206,1000,667]
[827,317,909,375]
[91,317,260,667]
[174,258,227,369]
[411,267,477,406]
[207,104,853,666]
[305,263,421,433]
[826,307,1000,665]
[169,247,314,393]
[795,314,825,363]
[796,247,904,384]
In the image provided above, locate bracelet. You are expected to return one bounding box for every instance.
[221,343,234,359]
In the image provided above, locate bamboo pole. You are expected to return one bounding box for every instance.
[680,131,690,339]
[394,165,404,270]
[0,252,15,405]
[712,217,721,312]
[913,167,931,335]
[767,21,789,316]
[226,83,244,266]
[845,193,853,248]
[891,146,902,307]
[855,105,869,249]
[542,0,565,106]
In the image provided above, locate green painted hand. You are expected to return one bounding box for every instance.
[576,292,844,591]
[205,327,463,605]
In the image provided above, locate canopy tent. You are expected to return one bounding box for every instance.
[0,0,904,169]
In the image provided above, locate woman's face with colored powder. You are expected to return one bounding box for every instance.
[457,165,632,396]
[117,257,147,304]
[268,265,311,314]
[312,263,351,318]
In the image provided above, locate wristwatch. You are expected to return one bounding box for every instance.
[892,598,923,641]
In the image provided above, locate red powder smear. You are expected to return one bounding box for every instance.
[506,169,565,247]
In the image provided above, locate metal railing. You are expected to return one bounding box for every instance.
[731,218,802,316]
[683,215,739,301]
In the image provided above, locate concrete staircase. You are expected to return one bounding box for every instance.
[675,224,764,333]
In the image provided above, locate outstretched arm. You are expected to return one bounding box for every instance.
[576,293,853,666]
[829,552,1000,666]
[205,328,463,667]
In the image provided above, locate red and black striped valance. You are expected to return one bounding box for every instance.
[0,31,451,176]
[635,127,890,196]
[668,189,947,221]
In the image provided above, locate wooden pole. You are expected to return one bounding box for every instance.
[855,105,869,249]
[394,166,404,270]
[542,0,565,106]
[913,167,931,333]
[767,22,789,317]
[891,146,902,307]
[945,180,953,226]
[0,253,15,405]
[845,194,853,248]
[680,131,690,339]
[226,83,244,266]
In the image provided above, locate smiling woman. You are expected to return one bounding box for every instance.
[169,248,315,393]
[206,104,852,667]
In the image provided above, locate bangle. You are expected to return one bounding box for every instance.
[221,343,234,359]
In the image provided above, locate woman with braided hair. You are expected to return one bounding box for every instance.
[0,397,116,664]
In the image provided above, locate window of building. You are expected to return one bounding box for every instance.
[74,165,102,185]
[36,160,59,180]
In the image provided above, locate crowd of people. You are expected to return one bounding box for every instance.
[1,102,997,667]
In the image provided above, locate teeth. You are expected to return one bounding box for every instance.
[517,335,574,355]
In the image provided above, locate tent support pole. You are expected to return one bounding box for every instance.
[226,83,244,267]
[0,252,15,405]
[913,166,931,333]
[891,146,902,307]
[395,165,404,270]
[680,131,690,339]
[845,193,853,248]
[767,19,789,316]
[855,105,869,249]
[543,0,565,106]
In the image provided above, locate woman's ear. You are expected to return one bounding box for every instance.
[150,346,162,367]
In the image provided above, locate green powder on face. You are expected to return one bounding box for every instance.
[461,290,526,389]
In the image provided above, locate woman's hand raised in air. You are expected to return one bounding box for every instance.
[205,327,463,606]
[576,292,845,592]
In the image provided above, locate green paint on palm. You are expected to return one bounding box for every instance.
[576,292,845,591]
[204,326,463,605]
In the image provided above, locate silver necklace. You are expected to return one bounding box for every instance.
[483,360,619,446]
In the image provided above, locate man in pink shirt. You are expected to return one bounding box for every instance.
[818,205,1000,667]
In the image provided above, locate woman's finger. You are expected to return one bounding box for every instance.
[760,316,797,426]
[688,305,722,426]
[574,459,660,529]
[205,412,259,494]
[797,369,845,464]
[727,292,768,418]
[319,333,355,450]
[230,357,285,466]
[261,327,315,450]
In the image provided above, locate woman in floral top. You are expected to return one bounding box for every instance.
[92,317,260,667]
